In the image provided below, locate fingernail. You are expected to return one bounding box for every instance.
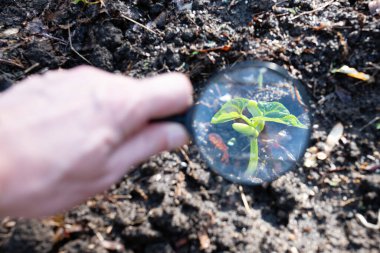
[167,123,189,149]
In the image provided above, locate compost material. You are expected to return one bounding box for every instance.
[0,0,379,252]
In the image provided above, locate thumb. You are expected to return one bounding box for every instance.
[105,72,193,138]
[105,123,188,176]
[134,72,193,121]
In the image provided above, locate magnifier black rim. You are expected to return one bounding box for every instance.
[194,60,313,186]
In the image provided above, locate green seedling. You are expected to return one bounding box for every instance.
[211,97,307,174]
[257,68,267,89]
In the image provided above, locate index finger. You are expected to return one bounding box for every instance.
[105,72,193,136]
[136,73,193,120]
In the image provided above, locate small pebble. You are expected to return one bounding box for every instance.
[308,146,318,154]
[288,233,297,241]
[317,152,327,160]
[304,153,317,168]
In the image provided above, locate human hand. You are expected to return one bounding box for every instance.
[0,66,192,217]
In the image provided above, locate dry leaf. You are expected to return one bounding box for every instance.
[331,65,370,81]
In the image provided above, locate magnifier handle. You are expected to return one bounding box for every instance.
[151,107,194,135]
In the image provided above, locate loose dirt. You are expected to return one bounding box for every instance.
[0,0,379,252]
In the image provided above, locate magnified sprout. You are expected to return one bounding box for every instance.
[192,62,311,185]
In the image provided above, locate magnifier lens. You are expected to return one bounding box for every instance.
[192,62,311,185]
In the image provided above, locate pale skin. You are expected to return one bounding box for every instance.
[0,66,193,218]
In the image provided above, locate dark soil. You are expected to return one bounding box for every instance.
[1,0,379,252]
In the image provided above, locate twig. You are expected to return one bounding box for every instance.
[196,43,232,53]
[95,231,105,241]
[120,14,161,36]
[360,116,380,131]
[24,63,40,74]
[179,147,191,164]
[228,0,237,9]
[368,62,380,70]
[339,197,358,207]
[40,33,67,45]
[290,0,335,21]
[178,147,198,170]
[355,210,380,230]
[238,186,252,215]
[67,25,92,65]
[0,58,24,69]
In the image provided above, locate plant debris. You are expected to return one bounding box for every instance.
[198,232,211,250]
[356,210,380,230]
[325,122,344,153]
[331,65,371,81]
[0,0,379,252]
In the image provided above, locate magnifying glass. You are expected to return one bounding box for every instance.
[161,61,312,185]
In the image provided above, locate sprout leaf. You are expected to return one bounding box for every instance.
[252,115,307,129]
[255,101,307,128]
[211,98,249,124]
[258,101,290,118]
[247,100,262,117]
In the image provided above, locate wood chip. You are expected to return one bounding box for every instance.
[0,28,19,38]
[325,122,344,153]
[239,186,252,215]
[95,231,125,251]
[198,232,211,250]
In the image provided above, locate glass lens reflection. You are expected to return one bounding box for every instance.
[192,63,311,185]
